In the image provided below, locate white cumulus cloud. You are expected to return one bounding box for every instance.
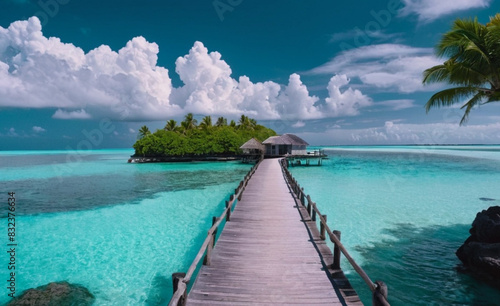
[52,109,91,120]
[324,75,372,116]
[399,0,491,23]
[292,121,306,128]
[275,73,322,120]
[172,44,323,120]
[0,17,178,120]
[32,126,46,133]
[0,17,374,121]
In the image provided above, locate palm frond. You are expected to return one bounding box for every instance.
[447,61,491,86]
[483,90,500,104]
[423,64,449,84]
[459,92,487,125]
[438,17,490,67]
[486,14,500,71]
[425,87,480,112]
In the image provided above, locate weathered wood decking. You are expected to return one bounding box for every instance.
[186,158,348,305]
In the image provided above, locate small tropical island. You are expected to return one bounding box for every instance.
[129,113,277,162]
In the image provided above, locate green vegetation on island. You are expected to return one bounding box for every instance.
[132,114,276,157]
[423,13,500,124]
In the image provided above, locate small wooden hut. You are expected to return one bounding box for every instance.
[240,138,264,163]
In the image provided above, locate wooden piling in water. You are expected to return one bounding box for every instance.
[320,215,327,240]
[333,230,341,270]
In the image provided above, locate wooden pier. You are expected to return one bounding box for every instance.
[169,158,389,306]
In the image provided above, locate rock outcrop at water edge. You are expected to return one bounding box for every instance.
[456,206,500,282]
[8,281,95,306]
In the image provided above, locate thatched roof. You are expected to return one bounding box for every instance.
[240,138,265,151]
[262,134,309,146]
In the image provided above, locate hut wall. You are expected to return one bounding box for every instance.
[291,145,307,155]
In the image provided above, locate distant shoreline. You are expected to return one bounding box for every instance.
[128,155,244,163]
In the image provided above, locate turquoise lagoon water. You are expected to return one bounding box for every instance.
[2,147,500,305]
[0,149,251,305]
[290,146,500,305]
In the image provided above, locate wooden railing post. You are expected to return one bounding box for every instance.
[312,207,317,221]
[300,188,305,205]
[203,217,218,266]
[212,216,218,243]
[172,272,185,293]
[225,200,231,221]
[204,235,214,266]
[320,215,327,240]
[171,272,187,306]
[372,281,389,306]
[332,230,341,269]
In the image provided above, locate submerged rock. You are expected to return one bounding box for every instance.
[456,206,500,281]
[8,281,95,306]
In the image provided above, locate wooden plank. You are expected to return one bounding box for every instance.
[185,158,356,305]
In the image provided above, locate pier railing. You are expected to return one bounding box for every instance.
[280,158,390,306]
[168,159,262,306]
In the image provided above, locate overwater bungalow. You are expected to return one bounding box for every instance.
[261,133,325,166]
[262,133,308,156]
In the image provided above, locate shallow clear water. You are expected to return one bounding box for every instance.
[290,146,500,305]
[0,149,251,305]
[3,146,500,305]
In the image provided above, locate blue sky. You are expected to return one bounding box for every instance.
[1,0,499,149]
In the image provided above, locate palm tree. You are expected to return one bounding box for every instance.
[238,114,248,126]
[199,116,212,130]
[180,121,189,135]
[138,125,151,139]
[229,120,236,128]
[423,14,500,124]
[238,115,256,130]
[182,113,198,130]
[164,119,177,131]
[215,116,227,127]
[249,118,257,129]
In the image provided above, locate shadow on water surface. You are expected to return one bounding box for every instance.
[350,223,500,306]
[146,274,171,306]
[145,194,233,305]
[2,168,249,215]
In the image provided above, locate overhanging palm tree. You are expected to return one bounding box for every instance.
[164,119,177,131]
[138,125,151,139]
[423,14,500,125]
